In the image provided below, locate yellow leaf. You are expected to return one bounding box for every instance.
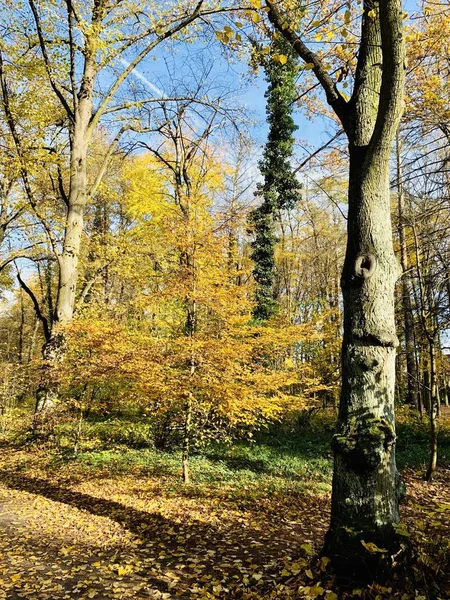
[117,564,133,576]
[301,543,314,556]
[361,540,387,553]
[278,54,288,65]
[308,586,325,598]
[367,9,376,19]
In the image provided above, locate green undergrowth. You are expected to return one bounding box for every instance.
[62,440,333,498]
[49,408,450,498]
[3,408,450,497]
[396,410,450,470]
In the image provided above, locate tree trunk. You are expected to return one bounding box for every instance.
[396,134,419,410]
[265,0,406,579]
[181,395,192,484]
[443,377,449,407]
[325,142,405,579]
[18,288,25,364]
[422,355,431,414]
[33,332,66,419]
[35,98,91,418]
[425,340,438,480]
[56,101,91,324]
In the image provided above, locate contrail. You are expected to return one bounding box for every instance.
[118,58,165,98]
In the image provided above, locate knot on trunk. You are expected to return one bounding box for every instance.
[332,415,395,474]
[354,253,377,279]
[353,329,400,348]
[43,332,67,363]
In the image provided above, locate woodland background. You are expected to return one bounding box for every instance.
[0,1,449,599]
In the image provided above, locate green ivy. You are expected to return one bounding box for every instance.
[250,37,301,321]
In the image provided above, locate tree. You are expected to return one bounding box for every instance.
[249,36,301,321]
[57,137,322,479]
[264,0,407,579]
[1,0,237,414]
[395,133,420,411]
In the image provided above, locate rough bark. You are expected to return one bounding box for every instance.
[267,0,407,579]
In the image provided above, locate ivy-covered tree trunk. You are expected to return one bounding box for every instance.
[267,0,407,579]
[250,37,300,321]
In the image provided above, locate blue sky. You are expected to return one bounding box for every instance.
[115,0,421,166]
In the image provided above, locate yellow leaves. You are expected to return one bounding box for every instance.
[121,154,168,221]
[367,8,377,20]
[300,542,314,556]
[10,573,21,582]
[360,540,388,554]
[272,53,288,65]
[216,25,234,43]
[307,585,325,597]
[115,564,134,576]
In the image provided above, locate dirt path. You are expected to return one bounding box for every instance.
[0,446,449,599]
[0,459,329,600]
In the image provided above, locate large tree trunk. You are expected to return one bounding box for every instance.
[325,140,405,579]
[35,88,92,418]
[56,110,90,324]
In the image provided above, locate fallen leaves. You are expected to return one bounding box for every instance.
[0,447,330,599]
[0,446,449,599]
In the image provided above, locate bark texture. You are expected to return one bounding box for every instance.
[267,0,407,579]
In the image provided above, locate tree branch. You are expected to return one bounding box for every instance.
[265,0,350,131]
[27,0,74,120]
[88,1,205,135]
[16,271,50,342]
[369,0,405,157]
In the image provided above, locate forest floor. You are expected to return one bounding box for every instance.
[0,413,449,600]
